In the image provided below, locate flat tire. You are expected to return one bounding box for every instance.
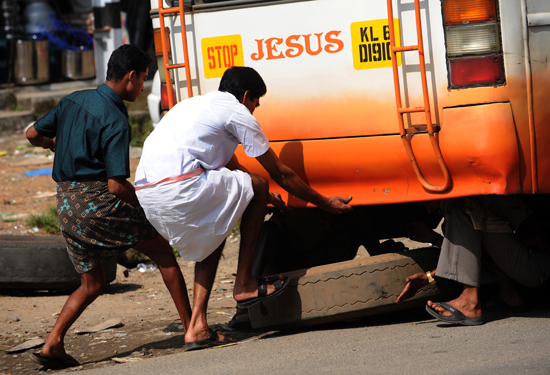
[0,235,117,290]
[249,247,442,329]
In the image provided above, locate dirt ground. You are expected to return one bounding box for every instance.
[0,131,416,374]
[0,131,58,235]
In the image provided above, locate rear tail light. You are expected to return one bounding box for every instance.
[154,28,171,55]
[443,0,496,25]
[161,83,176,111]
[449,55,503,87]
[443,0,504,88]
[446,23,499,56]
[154,29,174,82]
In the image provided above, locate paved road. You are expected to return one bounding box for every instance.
[78,306,550,375]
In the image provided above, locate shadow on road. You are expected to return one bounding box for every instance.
[260,303,550,340]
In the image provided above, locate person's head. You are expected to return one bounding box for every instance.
[106,44,152,82]
[106,44,152,101]
[219,66,267,114]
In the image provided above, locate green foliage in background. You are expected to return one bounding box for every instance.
[25,205,60,234]
[124,84,154,147]
[129,114,154,147]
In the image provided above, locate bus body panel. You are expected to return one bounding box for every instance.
[235,102,520,205]
[150,0,550,205]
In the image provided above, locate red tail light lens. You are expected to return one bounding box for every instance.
[449,55,504,86]
[161,83,176,111]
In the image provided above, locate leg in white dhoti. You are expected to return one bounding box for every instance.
[183,174,288,347]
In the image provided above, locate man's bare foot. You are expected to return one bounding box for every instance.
[427,297,482,319]
[185,326,226,345]
[425,285,484,326]
[39,339,67,360]
[428,284,482,319]
[183,327,234,351]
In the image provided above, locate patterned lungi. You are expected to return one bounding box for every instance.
[57,181,157,273]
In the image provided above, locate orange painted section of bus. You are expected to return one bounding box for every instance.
[256,95,401,140]
[236,102,521,206]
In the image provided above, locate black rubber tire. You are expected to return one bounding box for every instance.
[0,235,117,290]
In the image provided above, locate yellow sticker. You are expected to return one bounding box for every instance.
[201,35,245,79]
[351,19,402,70]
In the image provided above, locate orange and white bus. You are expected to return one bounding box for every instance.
[149,0,549,206]
[148,0,550,327]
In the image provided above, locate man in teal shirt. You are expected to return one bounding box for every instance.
[26,45,192,369]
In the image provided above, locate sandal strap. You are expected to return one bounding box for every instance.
[255,276,284,299]
[272,278,283,290]
[256,277,268,298]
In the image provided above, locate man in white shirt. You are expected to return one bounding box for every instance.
[135,67,352,350]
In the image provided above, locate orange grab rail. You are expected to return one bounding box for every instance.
[158,0,193,109]
[386,0,451,192]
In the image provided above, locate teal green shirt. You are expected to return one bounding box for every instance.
[34,84,131,182]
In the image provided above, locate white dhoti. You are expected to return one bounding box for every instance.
[134,91,270,261]
[136,168,253,262]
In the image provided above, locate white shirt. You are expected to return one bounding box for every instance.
[134,91,270,261]
[135,91,269,187]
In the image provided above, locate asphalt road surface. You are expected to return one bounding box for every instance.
[77,305,550,375]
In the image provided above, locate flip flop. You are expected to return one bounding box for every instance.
[184,329,235,352]
[29,352,80,369]
[226,307,251,330]
[236,276,290,309]
[425,302,484,326]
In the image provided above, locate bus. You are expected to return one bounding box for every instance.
[148,0,550,328]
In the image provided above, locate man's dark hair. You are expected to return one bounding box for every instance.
[219,66,267,100]
[106,44,152,82]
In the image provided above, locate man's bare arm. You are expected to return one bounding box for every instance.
[256,148,352,214]
[26,125,55,151]
[108,176,140,206]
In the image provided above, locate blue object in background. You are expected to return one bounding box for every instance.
[40,15,94,51]
[24,168,53,177]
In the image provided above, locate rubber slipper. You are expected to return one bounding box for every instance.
[184,330,235,352]
[29,352,80,369]
[426,302,484,326]
[236,276,290,309]
[226,307,251,330]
